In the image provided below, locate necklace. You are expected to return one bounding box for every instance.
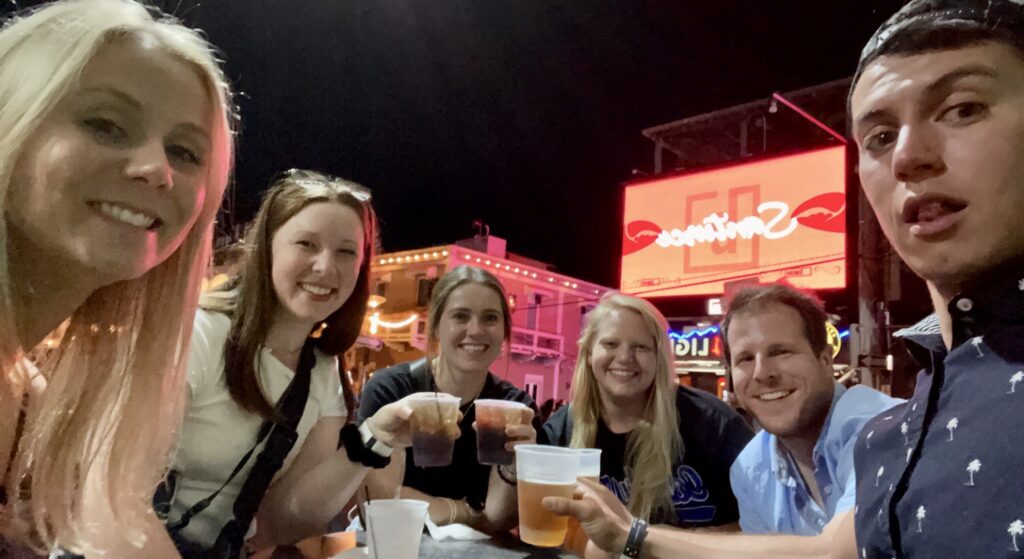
[430,357,486,420]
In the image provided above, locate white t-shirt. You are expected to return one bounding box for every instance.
[169,310,347,547]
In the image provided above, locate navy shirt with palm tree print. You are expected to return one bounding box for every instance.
[854,272,1024,558]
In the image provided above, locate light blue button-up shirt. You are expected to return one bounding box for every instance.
[729,383,902,535]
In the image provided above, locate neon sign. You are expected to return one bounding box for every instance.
[655,202,799,248]
[620,146,847,297]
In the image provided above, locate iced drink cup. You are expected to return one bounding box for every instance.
[515,445,581,547]
[366,499,428,559]
[408,393,460,467]
[475,399,528,465]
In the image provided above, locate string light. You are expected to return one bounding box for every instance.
[368,312,419,335]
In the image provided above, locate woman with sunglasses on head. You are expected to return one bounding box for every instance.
[358,265,538,533]
[0,0,235,556]
[165,170,432,555]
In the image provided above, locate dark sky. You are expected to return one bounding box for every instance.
[8,0,905,287]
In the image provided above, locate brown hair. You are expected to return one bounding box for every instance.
[720,283,829,370]
[202,169,378,420]
[850,0,1024,119]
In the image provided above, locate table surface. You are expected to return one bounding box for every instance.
[418,532,575,559]
[339,531,575,559]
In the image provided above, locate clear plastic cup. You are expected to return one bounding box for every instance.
[408,393,461,467]
[564,448,602,553]
[515,445,581,547]
[366,499,429,559]
[475,399,529,465]
[575,448,602,481]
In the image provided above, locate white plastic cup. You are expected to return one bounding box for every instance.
[515,445,581,547]
[366,499,428,559]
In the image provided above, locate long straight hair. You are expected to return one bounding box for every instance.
[0,0,235,555]
[569,294,682,522]
[201,170,378,421]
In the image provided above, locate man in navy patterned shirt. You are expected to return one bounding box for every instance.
[545,1,1024,557]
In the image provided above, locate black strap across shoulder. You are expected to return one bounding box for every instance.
[163,341,316,558]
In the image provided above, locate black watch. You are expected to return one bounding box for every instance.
[621,517,648,558]
[338,423,392,469]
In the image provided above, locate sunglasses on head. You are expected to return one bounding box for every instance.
[283,168,372,202]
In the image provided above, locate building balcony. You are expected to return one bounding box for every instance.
[510,326,563,361]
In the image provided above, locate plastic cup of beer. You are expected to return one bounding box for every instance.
[475,399,529,465]
[575,448,602,482]
[564,448,602,553]
[408,393,461,467]
[366,499,428,559]
[515,445,581,547]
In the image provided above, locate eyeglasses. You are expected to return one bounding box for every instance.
[282,168,372,202]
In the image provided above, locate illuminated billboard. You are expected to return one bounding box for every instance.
[620,146,846,297]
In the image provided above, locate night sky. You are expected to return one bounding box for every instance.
[7,0,906,287]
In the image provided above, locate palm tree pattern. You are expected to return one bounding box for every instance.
[1010,519,1024,552]
[946,418,958,441]
[965,459,981,486]
[916,506,926,533]
[971,336,984,357]
[1010,371,1023,394]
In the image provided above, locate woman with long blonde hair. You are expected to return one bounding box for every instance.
[542,293,753,527]
[0,0,236,556]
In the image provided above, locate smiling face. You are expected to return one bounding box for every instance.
[270,201,365,330]
[7,38,215,284]
[851,42,1024,293]
[727,303,834,442]
[588,307,659,407]
[435,283,506,376]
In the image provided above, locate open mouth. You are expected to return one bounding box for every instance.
[458,343,489,355]
[901,194,967,237]
[755,389,795,402]
[299,282,336,297]
[607,368,639,379]
[90,201,162,230]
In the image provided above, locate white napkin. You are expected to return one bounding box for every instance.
[423,517,490,541]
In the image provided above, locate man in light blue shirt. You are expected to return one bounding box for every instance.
[722,284,901,535]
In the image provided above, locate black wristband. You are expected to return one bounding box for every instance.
[497,464,518,485]
[338,423,391,469]
[621,517,648,558]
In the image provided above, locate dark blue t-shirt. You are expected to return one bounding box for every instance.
[542,385,753,527]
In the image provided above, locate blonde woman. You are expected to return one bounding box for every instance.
[542,294,753,528]
[0,0,235,556]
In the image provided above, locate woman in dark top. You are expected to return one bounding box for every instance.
[542,294,753,528]
[358,265,538,533]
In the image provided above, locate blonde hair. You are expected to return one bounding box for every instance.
[0,0,235,554]
[569,293,682,522]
